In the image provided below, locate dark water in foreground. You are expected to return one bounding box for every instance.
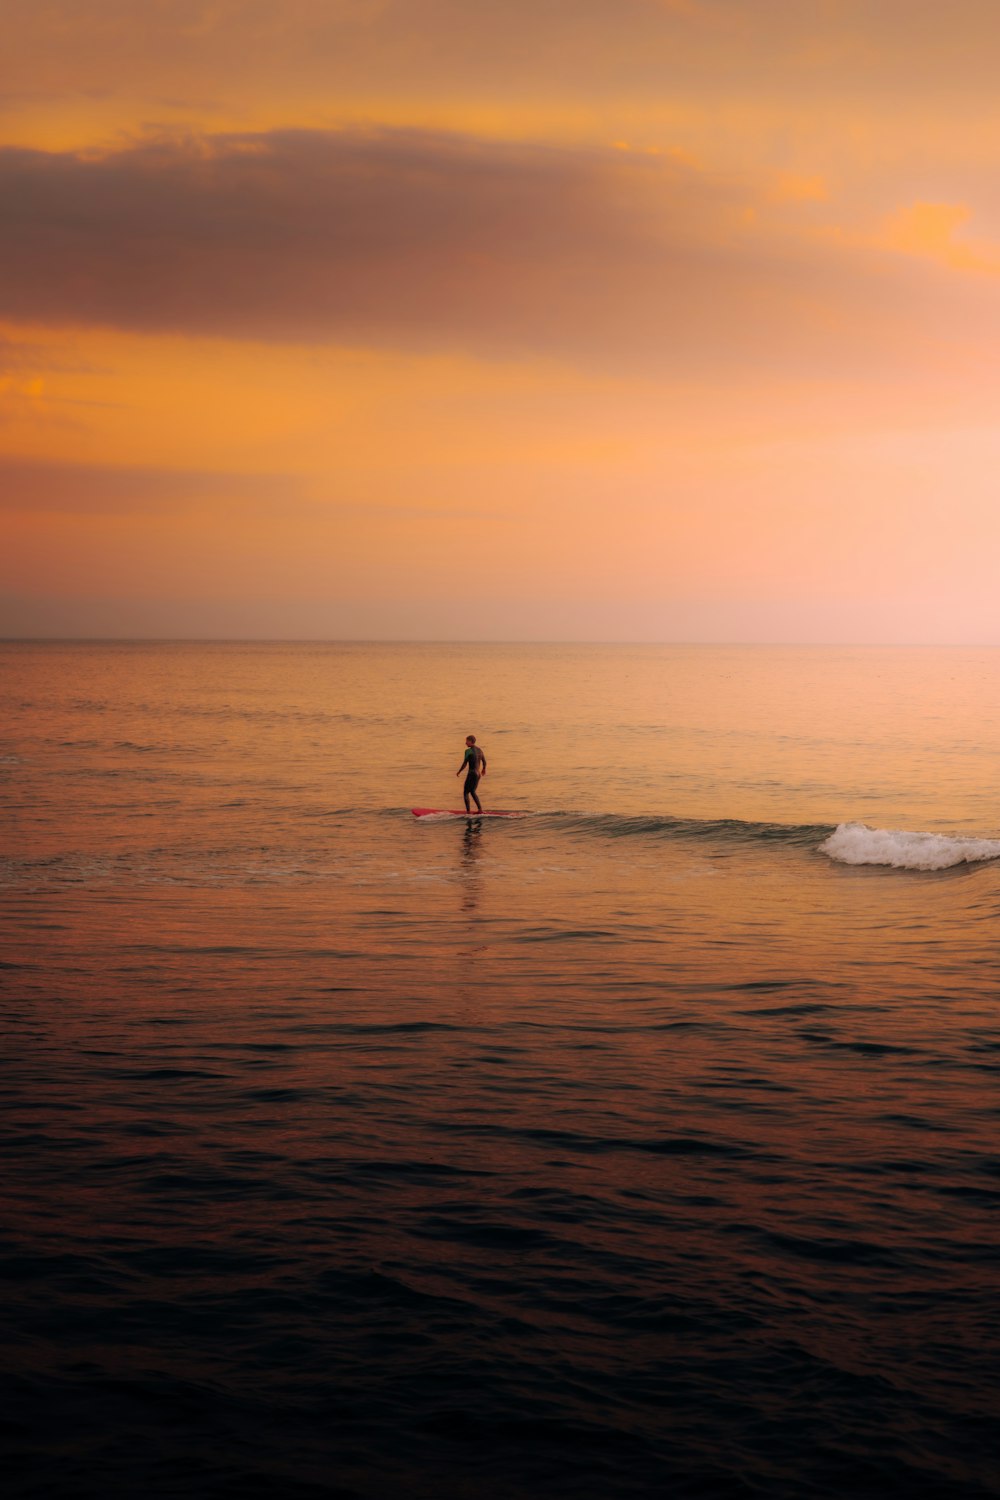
[2,643,999,1498]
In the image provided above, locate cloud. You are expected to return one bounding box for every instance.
[0,456,304,515]
[0,331,66,375]
[0,127,735,358]
[0,127,997,375]
[875,202,1000,273]
[0,454,467,521]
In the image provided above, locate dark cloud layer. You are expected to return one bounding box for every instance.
[0,128,989,370]
[0,128,726,356]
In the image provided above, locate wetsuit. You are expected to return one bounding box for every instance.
[463,744,485,798]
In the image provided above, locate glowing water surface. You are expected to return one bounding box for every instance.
[2,644,999,1498]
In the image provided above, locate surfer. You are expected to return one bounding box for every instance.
[457,734,486,815]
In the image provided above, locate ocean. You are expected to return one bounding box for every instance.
[2,641,999,1499]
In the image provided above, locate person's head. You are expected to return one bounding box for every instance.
[466,735,476,746]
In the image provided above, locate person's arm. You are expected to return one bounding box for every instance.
[479,750,487,777]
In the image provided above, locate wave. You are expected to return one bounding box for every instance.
[545,811,834,849]
[819,822,1000,871]
[503,811,1000,871]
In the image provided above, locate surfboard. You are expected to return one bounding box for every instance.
[411,808,526,819]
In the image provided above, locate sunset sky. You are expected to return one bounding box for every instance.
[3,0,1000,641]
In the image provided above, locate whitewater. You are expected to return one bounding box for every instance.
[820,820,1000,869]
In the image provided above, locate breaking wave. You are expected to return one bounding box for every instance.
[819,822,1000,871]
[478,811,1000,873]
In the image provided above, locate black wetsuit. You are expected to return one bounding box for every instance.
[463,745,485,797]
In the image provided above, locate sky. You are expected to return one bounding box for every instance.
[2,0,1000,642]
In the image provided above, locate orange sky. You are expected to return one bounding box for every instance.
[3,0,1000,641]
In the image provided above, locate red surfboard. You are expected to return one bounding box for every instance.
[411,808,526,819]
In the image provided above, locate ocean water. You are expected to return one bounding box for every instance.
[2,641,999,1499]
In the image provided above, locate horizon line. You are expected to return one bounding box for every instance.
[2,637,999,649]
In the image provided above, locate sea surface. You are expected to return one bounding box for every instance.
[2,642,999,1499]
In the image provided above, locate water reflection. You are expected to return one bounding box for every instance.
[460,816,483,914]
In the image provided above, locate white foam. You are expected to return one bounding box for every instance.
[819,821,1000,871]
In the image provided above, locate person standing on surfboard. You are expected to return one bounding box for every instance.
[457,735,486,815]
